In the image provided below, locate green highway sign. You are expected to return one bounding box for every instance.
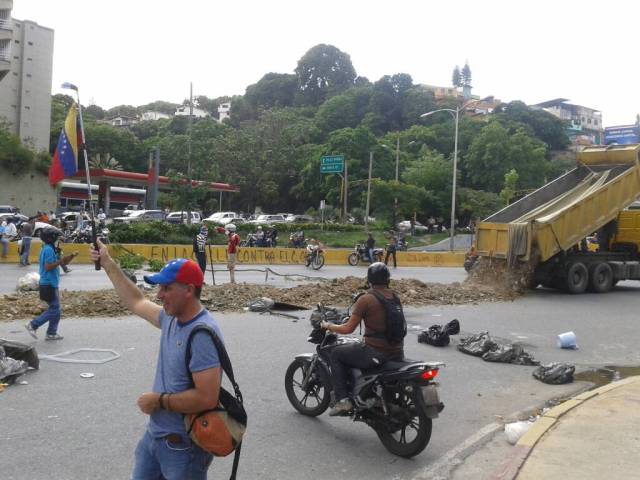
[320,155,345,174]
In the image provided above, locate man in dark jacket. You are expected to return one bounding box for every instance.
[193,225,208,274]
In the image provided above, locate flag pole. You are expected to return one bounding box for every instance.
[62,82,101,270]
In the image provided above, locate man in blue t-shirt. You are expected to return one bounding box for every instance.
[91,239,221,479]
[25,228,75,340]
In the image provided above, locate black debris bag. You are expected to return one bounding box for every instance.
[0,339,39,370]
[457,331,497,357]
[0,346,29,384]
[482,344,539,366]
[533,363,575,384]
[418,319,460,347]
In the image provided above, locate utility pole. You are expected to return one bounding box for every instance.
[394,133,400,228]
[343,158,348,222]
[187,82,193,225]
[365,151,373,231]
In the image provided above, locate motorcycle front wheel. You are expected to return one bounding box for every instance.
[284,359,330,417]
[375,388,432,458]
[347,253,359,266]
[304,255,311,267]
[311,253,325,270]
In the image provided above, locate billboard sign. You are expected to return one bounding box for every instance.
[604,125,640,145]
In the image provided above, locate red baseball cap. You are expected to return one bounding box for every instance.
[143,259,204,287]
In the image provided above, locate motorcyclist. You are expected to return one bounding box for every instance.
[366,232,375,263]
[255,226,265,247]
[320,262,404,416]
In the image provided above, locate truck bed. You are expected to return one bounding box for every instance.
[476,145,640,263]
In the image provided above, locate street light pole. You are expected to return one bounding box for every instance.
[420,107,459,251]
[394,134,400,227]
[365,151,373,231]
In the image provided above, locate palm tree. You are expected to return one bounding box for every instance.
[89,153,123,170]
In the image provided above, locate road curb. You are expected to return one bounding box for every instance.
[410,382,588,480]
[490,376,640,480]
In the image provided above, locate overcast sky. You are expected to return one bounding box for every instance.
[12,0,638,126]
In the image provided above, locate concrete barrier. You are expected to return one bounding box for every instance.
[0,243,465,268]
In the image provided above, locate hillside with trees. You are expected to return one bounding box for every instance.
[47,44,571,226]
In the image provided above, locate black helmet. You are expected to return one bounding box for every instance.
[367,262,390,286]
[40,227,62,245]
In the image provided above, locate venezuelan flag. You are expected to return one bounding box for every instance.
[49,102,82,187]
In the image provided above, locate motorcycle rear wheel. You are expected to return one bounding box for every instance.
[311,253,325,270]
[285,359,330,417]
[347,253,359,266]
[375,389,432,458]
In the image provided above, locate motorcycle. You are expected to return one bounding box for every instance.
[348,244,384,266]
[304,244,325,270]
[240,233,257,247]
[284,298,444,458]
[289,231,307,249]
[396,237,408,251]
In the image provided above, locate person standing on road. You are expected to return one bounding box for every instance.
[215,223,241,283]
[90,241,221,479]
[2,217,17,259]
[366,232,376,263]
[384,231,397,269]
[321,263,404,415]
[19,220,34,266]
[25,228,76,341]
[193,224,208,274]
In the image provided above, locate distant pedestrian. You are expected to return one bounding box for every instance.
[410,218,416,236]
[216,223,241,283]
[20,220,34,266]
[193,225,208,275]
[384,231,397,268]
[25,228,76,341]
[1,217,17,258]
[366,232,376,263]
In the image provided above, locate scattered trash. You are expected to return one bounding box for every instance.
[0,382,8,392]
[0,346,28,384]
[0,339,39,369]
[80,373,95,379]
[457,331,497,357]
[39,348,121,364]
[18,380,28,385]
[246,297,275,312]
[16,272,40,292]
[47,415,58,419]
[505,420,536,445]
[418,319,460,347]
[557,331,578,349]
[483,344,539,366]
[458,331,539,365]
[533,363,575,384]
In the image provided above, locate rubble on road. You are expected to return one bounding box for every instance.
[465,256,536,294]
[0,275,519,322]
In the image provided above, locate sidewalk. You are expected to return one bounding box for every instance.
[494,376,640,479]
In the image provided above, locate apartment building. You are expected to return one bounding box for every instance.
[0,2,54,153]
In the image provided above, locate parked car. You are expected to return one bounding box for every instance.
[225,217,246,225]
[59,212,92,230]
[286,215,315,223]
[122,204,142,216]
[0,213,28,225]
[203,211,237,225]
[0,205,17,214]
[277,213,294,220]
[248,214,287,224]
[112,209,165,224]
[396,220,429,234]
[165,211,202,224]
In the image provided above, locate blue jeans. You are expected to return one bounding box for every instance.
[368,248,375,263]
[20,237,31,265]
[30,287,61,335]
[1,237,8,257]
[132,430,213,480]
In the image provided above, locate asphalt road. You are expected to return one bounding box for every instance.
[0,263,467,293]
[5,280,640,479]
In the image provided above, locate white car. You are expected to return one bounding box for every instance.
[165,211,202,224]
[249,214,287,224]
[396,220,429,234]
[204,211,237,225]
[112,210,165,224]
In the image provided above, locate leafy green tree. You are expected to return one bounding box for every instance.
[464,121,547,192]
[494,101,569,151]
[314,87,373,136]
[452,66,461,87]
[500,168,519,205]
[138,100,179,115]
[0,129,34,174]
[295,44,357,106]
[84,104,106,121]
[105,105,138,118]
[403,149,453,218]
[371,180,426,221]
[245,73,298,110]
[461,62,472,87]
[457,187,503,223]
[84,123,145,171]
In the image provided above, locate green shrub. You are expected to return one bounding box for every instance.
[147,258,164,272]
[117,252,146,270]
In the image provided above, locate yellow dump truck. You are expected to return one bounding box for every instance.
[474,144,640,293]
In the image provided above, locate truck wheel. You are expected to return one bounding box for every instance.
[566,262,588,294]
[589,262,613,293]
